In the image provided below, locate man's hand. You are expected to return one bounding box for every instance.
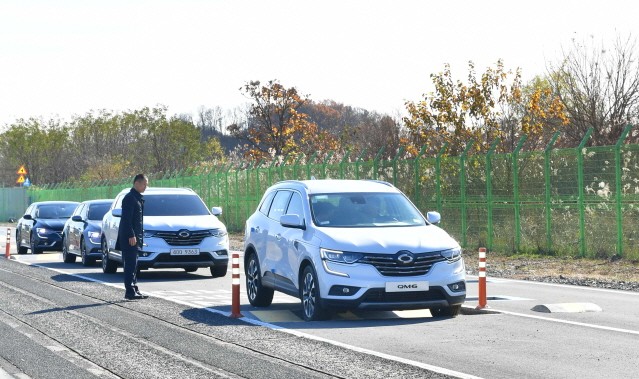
[129,236,137,246]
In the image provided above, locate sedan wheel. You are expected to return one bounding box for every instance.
[30,234,41,254]
[62,237,76,263]
[81,238,94,266]
[301,265,329,321]
[16,232,28,254]
[245,253,273,307]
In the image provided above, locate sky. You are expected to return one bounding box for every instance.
[0,0,637,127]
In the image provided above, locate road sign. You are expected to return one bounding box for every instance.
[16,166,27,175]
[16,175,25,184]
[23,177,31,187]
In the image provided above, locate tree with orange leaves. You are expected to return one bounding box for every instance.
[403,60,569,156]
[228,80,337,161]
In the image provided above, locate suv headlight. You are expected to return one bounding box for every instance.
[210,229,228,238]
[440,247,462,262]
[320,248,363,264]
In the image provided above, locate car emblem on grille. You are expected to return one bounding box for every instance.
[178,230,191,238]
[396,251,414,265]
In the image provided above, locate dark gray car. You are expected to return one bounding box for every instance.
[16,201,80,254]
[62,199,112,266]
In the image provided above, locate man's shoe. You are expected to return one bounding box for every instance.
[124,294,145,300]
[135,292,148,299]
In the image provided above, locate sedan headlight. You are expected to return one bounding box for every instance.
[143,230,157,238]
[36,228,50,237]
[440,247,462,262]
[88,231,101,244]
[320,248,363,264]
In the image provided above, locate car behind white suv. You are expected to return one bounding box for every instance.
[243,179,466,321]
[101,187,229,277]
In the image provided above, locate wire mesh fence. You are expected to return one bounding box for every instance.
[7,125,639,259]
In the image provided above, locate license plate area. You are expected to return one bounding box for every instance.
[385,281,429,292]
[170,248,200,256]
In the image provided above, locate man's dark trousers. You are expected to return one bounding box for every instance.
[122,245,139,297]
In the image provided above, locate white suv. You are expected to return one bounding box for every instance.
[101,187,229,277]
[243,179,466,321]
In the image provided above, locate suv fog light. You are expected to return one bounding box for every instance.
[328,285,361,296]
[139,252,150,257]
[447,281,466,292]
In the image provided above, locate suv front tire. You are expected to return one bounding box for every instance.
[301,265,329,321]
[245,253,274,307]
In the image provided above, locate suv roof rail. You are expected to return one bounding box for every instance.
[365,179,394,187]
[275,180,309,190]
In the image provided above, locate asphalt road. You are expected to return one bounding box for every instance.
[2,226,639,378]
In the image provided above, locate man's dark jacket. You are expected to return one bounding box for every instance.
[117,187,144,250]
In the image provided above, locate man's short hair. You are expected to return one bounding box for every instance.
[133,174,147,184]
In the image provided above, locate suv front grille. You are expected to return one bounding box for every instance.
[155,230,211,246]
[359,252,446,277]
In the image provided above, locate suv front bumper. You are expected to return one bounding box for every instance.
[137,249,229,269]
[136,235,230,270]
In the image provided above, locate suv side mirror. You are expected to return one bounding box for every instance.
[426,211,441,224]
[280,214,305,230]
[23,214,33,220]
[211,207,223,216]
[71,215,83,222]
[111,208,122,218]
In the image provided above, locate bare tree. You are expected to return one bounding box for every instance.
[549,34,639,146]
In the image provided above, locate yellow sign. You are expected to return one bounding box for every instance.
[17,166,27,175]
[16,175,25,184]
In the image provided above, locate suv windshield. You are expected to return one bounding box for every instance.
[144,194,210,216]
[310,193,426,228]
[88,203,111,220]
[37,204,75,219]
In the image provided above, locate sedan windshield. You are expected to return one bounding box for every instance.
[144,195,210,216]
[36,204,76,219]
[310,193,426,227]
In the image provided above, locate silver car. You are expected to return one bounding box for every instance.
[101,187,229,277]
[243,179,466,321]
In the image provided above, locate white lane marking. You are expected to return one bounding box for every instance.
[488,308,639,336]
[466,275,639,296]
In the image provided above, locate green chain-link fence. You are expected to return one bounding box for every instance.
[10,125,639,259]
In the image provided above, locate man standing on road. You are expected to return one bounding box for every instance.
[119,174,148,300]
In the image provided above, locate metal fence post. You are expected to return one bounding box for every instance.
[339,150,351,179]
[354,149,367,180]
[435,143,448,215]
[486,138,500,250]
[460,140,474,247]
[413,146,428,211]
[512,135,527,252]
[577,128,593,257]
[615,124,634,257]
[372,147,385,180]
[544,131,561,252]
[306,152,318,179]
[321,151,334,178]
[391,147,405,186]
[293,154,305,180]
